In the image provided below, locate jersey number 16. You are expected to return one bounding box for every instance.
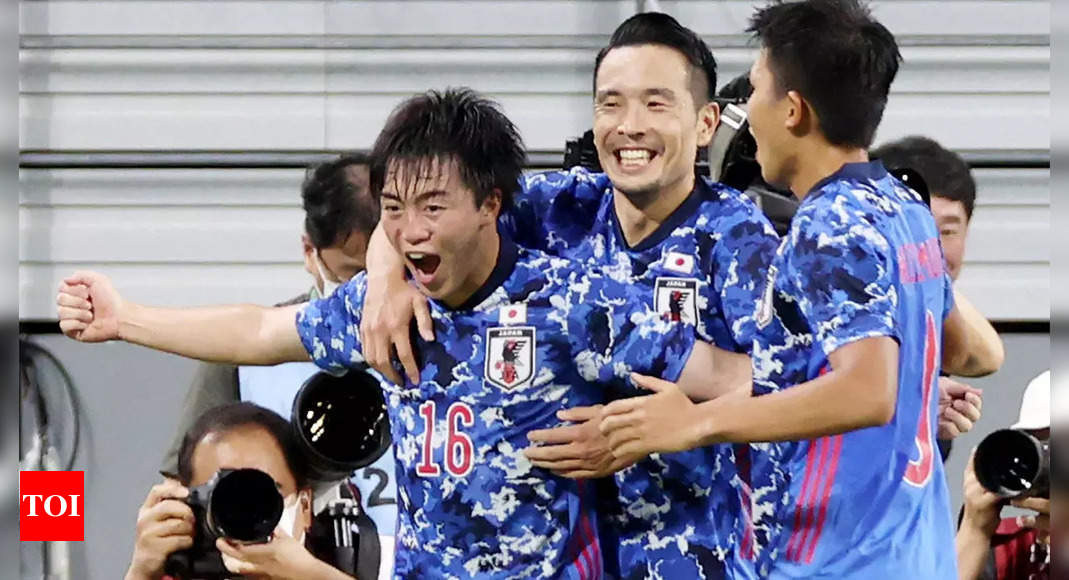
[416,401,476,478]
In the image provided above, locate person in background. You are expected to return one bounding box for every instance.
[160,153,376,476]
[871,136,1004,458]
[126,402,352,580]
[956,370,1052,580]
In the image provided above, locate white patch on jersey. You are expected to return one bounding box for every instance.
[484,327,536,391]
[654,277,698,325]
[663,251,695,274]
[756,264,778,329]
[498,303,527,324]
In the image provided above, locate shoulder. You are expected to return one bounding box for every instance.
[695,179,779,248]
[521,167,613,197]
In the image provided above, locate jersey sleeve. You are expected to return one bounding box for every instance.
[499,169,608,253]
[787,206,901,357]
[295,274,368,375]
[708,196,782,353]
[567,269,696,385]
[941,272,955,321]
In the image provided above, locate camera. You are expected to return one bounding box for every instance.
[164,468,284,578]
[165,369,392,579]
[974,428,1050,499]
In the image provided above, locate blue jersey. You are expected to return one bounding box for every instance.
[746,161,957,578]
[296,237,696,580]
[504,168,779,580]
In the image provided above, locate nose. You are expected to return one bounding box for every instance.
[615,103,648,139]
[399,211,432,247]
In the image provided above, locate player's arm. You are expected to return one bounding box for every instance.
[601,212,901,453]
[57,271,307,365]
[942,288,1004,377]
[674,341,751,401]
[603,337,897,452]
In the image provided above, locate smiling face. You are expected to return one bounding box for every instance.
[593,44,717,206]
[930,195,969,280]
[379,157,500,306]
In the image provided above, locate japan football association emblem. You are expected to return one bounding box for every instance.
[654,278,698,325]
[485,327,536,390]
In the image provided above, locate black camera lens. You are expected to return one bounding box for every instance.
[975,429,1050,499]
[293,370,391,481]
[209,468,284,542]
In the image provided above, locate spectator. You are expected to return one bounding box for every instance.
[956,370,1051,580]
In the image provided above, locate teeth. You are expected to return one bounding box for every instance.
[407,252,425,260]
[618,149,652,165]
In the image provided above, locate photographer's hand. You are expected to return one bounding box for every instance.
[957,451,1002,580]
[217,527,354,579]
[125,479,194,580]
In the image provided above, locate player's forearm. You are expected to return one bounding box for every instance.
[955,524,992,580]
[945,289,1004,377]
[118,302,306,365]
[365,222,406,281]
[691,369,894,445]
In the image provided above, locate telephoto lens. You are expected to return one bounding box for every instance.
[974,429,1050,499]
[292,370,392,483]
[164,468,284,579]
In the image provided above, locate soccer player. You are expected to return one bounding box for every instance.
[56,88,712,579]
[598,1,1004,578]
[360,13,780,580]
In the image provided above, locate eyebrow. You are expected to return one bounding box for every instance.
[380,189,448,204]
[595,87,679,104]
[938,215,965,225]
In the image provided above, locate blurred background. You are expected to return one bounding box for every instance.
[17,1,1049,578]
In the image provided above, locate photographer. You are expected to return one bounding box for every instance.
[126,402,353,580]
[956,370,1051,580]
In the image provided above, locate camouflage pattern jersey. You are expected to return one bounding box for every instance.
[502,168,780,580]
[296,235,697,579]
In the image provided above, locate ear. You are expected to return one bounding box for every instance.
[301,234,317,278]
[480,189,503,222]
[784,90,807,131]
[695,100,720,147]
[296,488,314,530]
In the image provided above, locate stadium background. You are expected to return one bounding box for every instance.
[17,1,1049,578]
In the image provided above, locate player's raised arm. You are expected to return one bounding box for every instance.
[57,270,308,365]
[942,288,1004,377]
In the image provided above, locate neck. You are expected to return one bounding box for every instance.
[789,143,870,201]
[443,226,501,308]
[613,171,694,247]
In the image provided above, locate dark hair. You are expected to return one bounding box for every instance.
[748,0,901,148]
[302,153,378,249]
[871,136,976,220]
[368,88,526,212]
[176,402,309,489]
[717,72,754,102]
[594,12,719,106]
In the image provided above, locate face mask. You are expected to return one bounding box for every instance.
[313,249,341,297]
[276,491,307,544]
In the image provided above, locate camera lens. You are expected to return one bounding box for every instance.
[293,370,391,481]
[209,468,283,541]
[975,429,1046,498]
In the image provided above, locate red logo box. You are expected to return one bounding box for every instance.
[20,471,84,541]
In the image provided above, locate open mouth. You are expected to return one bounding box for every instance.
[614,148,658,170]
[405,252,442,286]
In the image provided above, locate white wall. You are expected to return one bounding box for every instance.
[19,0,1051,321]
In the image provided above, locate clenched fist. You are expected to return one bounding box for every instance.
[56,271,124,342]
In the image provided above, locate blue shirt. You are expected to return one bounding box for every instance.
[504,168,780,580]
[745,161,957,578]
[296,237,696,580]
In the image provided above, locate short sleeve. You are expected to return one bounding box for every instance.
[295,274,368,375]
[787,211,900,357]
[709,203,782,353]
[568,270,696,385]
[499,169,608,253]
[942,272,955,321]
